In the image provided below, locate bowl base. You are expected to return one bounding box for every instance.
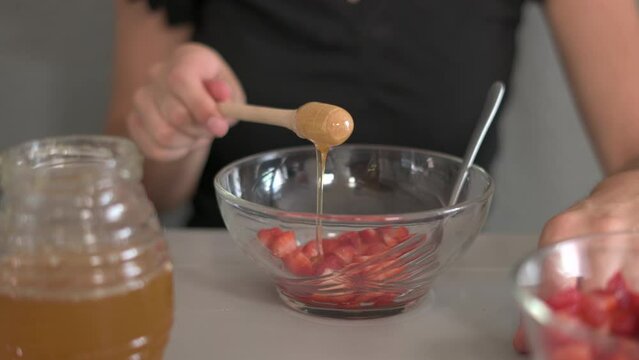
[276,288,428,319]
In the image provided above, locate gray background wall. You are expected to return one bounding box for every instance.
[0,1,602,233]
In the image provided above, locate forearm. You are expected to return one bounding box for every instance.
[141,147,210,211]
[545,0,639,175]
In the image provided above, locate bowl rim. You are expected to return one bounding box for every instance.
[213,144,494,225]
[512,231,639,346]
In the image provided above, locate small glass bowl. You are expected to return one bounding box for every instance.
[215,144,494,318]
[514,232,639,359]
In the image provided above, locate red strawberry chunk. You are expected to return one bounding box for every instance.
[602,272,632,310]
[283,250,315,276]
[342,232,364,253]
[547,288,582,312]
[352,292,383,304]
[333,245,357,264]
[315,254,345,276]
[543,317,581,349]
[359,229,380,244]
[310,292,355,305]
[302,241,321,259]
[580,293,617,327]
[378,226,410,247]
[534,273,639,359]
[368,264,405,282]
[604,352,632,360]
[257,227,283,247]
[607,272,628,293]
[380,234,399,247]
[611,341,639,359]
[610,309,638,337]
[352,255,373,264]
[321,238,341,254]
[630,292,639,313]
[550,343,593,360]
[270,231,297,258]
[373,293,397,307]
[363,241,388,256]
[260,227,417,312]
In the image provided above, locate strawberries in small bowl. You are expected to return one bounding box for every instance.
[258,225,432,315]
[215,145,494,318]
[514,232,639,359]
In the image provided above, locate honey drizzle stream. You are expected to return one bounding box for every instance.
[315,145,329,258]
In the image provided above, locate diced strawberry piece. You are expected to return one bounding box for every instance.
[543,321,579,349]
[359,229,380,244]
[592,289,630,311]
[359,259,405,282]
[558,303,581,316]
[315,254,345,276]
[604,352,632,360]
[302,241,320,259]
[607,272,628,293]
[610,309,638,337]
[513,327,529,354]
[363,241,388,256]
[352,255,373,264]
[580,293,616,327]
[378,226,410,247]
[345,233,364,253]
[579,303,607,328]
[257,227,283,247]
[546,288,582,311]
[630,292,639,313]
[337,231,361,246]
[368,265,405,282]
[321,238,341,254]
[597,292,619,312]
[391,226,410,241]
[283,250,315,276]
[613,341,639,359]
[333,245,357,264]
[603,272,633,310]
[380,234,399,247]
[270,231,297,258]
[549,343,593,360]
[373,292,397,307]
[615,292,632,311]
[309,292,355,305]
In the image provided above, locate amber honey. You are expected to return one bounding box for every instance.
[0,266,173,360]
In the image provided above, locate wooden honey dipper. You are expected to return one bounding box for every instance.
[218,102,354,147]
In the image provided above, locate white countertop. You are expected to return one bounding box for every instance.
[164,230,536,360]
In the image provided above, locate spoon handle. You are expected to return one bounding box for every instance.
[448,82,506,206]
[218,102,297,130]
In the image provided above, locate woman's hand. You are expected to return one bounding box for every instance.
[126,42,245,161]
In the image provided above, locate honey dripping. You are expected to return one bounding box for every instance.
[314,145,329,257]
[294,102,354,259]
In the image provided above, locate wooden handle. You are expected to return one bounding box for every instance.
[218,102,296,131]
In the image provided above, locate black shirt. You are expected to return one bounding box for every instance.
[146,0,525,227]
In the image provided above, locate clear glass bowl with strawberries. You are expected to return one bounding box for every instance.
[215,145,494,318]
[515,232,639,359]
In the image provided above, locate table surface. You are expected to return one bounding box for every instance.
[164,230,536,360]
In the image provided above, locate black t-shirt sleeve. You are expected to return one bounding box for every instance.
[144,0,200,25]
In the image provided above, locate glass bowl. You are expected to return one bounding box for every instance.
[215,144,494,318]
[514,232,639,359]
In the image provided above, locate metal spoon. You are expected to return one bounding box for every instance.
[448,82,506,206]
